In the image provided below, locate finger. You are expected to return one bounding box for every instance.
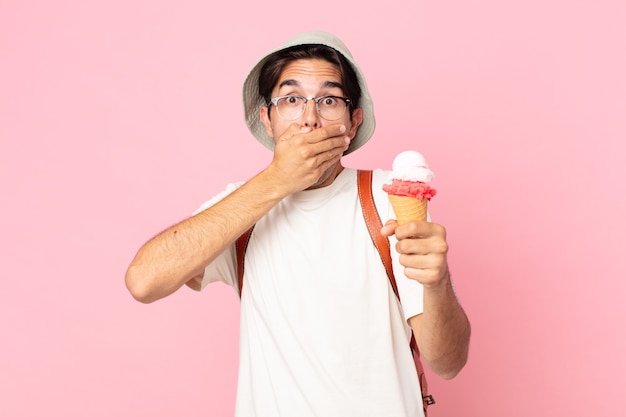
[396,233,449,257]
[315,145,349,172]
[312,134,350,156]
[400,249,447,267]
[394,221,445,240]
[304,124,347,144]
[380,220,397,237]
[277,124,311,142]
[403,265,445,286]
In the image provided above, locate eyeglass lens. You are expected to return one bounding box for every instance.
[276,96,347,121]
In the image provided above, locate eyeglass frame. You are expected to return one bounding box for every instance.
[267,95,353,121]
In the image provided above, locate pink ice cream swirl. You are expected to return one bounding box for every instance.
[383,180,437,200]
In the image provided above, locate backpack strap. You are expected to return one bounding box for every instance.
[236,226,254,297]
[357,169,435,415]
[357,170,397,296]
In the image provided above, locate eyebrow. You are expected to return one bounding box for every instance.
[278,79,345,91]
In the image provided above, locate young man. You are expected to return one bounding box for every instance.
[126,31,470,417]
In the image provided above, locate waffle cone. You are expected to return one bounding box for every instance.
[388,195,428,224]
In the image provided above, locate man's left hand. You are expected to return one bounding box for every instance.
[381,220,450,287]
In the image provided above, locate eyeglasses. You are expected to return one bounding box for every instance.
[268,95,352,121]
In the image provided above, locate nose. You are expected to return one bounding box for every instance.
[302,98,320,128]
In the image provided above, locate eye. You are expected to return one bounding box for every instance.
[284,96,300,105]
[321,96,338,106]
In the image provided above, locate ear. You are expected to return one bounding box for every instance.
[259,106,274,138]
[348,108,363,139]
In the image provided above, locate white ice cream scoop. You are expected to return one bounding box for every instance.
[390,150,435,182]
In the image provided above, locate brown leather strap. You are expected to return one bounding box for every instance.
[357,170,397,296]
[357,169,434,414]
[236,226,254,297]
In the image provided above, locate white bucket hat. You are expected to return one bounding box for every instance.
[242,30,376,155]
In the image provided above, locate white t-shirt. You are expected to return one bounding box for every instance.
[194,168,425,417]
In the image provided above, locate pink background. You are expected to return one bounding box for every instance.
[2,0,625,416]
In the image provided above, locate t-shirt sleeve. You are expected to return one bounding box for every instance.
[372,169,425,320]
[187,181,245,293]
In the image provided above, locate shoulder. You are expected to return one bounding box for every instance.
[355,168,390,198]
[370,169,393,221]
[192,181,245,215]
[371,168,391,189]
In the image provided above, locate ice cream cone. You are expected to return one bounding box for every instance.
[388,195,428,224]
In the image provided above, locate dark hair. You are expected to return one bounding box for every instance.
[258,44,362,118]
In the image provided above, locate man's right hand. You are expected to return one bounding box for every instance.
[267,123,351,193]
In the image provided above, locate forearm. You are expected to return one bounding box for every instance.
[412,273,471,379]
[125,169,290,303]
